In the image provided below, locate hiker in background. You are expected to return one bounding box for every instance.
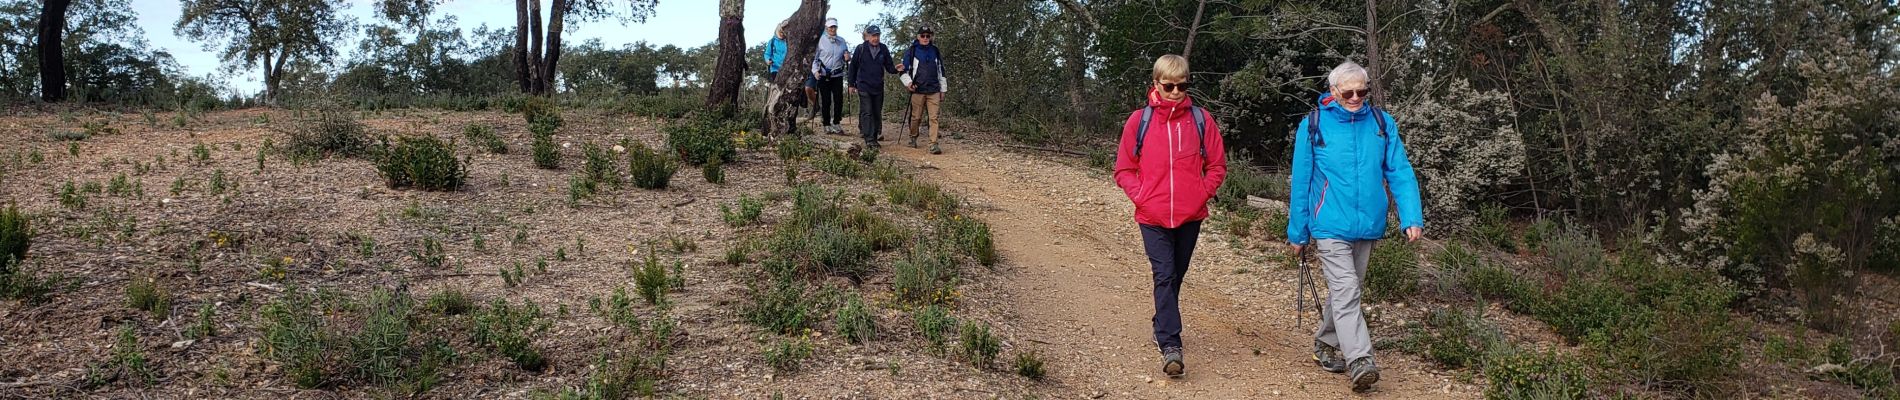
[1285,61,1425,393]
[1112,54,1227,380]
[812,18,851,134]
[763,21,788,81]
[900,24,948,154]
[846,24,903,149]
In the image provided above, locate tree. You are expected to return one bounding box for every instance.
[765,0,828,135]
[34,0,69,102]
[513,0,659,96]
[175,0,354,105]
[704,0,744,112]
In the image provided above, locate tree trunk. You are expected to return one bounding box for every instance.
[514,0,531,93]
[704,0,746,113]
[527,0,546,95]
[1182,0,1206,58]
[36,0,71,102]
[261,52,277,104]
[1365,0,1386,105]
[766,0,830,135]
[541,0,566,95]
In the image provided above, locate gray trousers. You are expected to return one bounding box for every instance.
[1314,239,1376,362]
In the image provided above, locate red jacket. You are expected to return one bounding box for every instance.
[1114,89,1228,228]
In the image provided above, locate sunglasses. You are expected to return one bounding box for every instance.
[920,34,933,39]
[1157,81,1191,92]
[1337,88,1371,100]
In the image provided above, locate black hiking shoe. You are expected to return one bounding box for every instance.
[1313,340,1346,373]
[1162,347,1186,378]
[929,144,941,154]
[908,137,919,148]
[1348,357,1380,393]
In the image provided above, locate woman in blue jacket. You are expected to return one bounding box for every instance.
[1286,61,1425,393]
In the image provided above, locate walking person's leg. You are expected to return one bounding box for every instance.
[907,93,925,147]
[870,93,884,142]
[858,93,877,145]
[1141,224,1187,378]
[1316,239,1380,391]
[924,93,943,153]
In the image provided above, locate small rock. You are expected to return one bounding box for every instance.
[171,339,195,349]
[612,145,626,153]
[1142,376,1153,383]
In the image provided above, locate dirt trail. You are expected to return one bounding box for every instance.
[857,119,1478,398]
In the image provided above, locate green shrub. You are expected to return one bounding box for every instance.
[375,135,467,191]
[1398,307,1503,369]
[473,299,550,371]
[1366,238,1420,302]
[835,294,877,344]
[1474,204,1517,252]
[1534,278,1629,343]
[424,288,473,316]
[628,142,678,189]
[1483,348,1592,399]
[722,196,765,227]
[634,253,673,305]
[520,96,563,133]
[885,177,960,215]
[960,322,1003,367]
[580,143,621,188]
[894,244,959,306]
[940,215,998,266]
[703,158,726,184]
[1214,150,1285,210]
[763,334,814,372]
[0,203,29,275]
[57,180,87,210]
[664,115,738,166]
[1,263,66,304]
[813,150,861,178]
[348,288,415,385]
[746,277,813,335]
[531,131,560,169]
[913,304,957,350]
[260,290,333,388]
[463,124,507,154]
[124,277,171,318]
[284,110,374,159]
[187,303,217,339]
[1463,261,1535,312]
[1014,351,1047,381]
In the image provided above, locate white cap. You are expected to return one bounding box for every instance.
[825,18,838,27]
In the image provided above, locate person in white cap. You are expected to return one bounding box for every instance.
[811,18,852,134]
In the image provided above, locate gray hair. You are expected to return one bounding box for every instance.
[1328,61,1369,88]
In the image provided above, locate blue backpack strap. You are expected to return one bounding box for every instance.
[1307,109,1325,148]
[1190,106,1208,158]
[1134,106,1155,158]
[1370,105,1388,138]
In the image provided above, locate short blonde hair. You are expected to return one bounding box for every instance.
[1328,61,1369,89]
[1152,54,1189,82]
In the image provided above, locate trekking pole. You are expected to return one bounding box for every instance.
[1295,245,1324,332]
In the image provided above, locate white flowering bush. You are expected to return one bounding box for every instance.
[1389,78,1527,229]
[1677,44,1900,328]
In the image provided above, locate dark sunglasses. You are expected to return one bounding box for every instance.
[1157,81,1191,92]
[1337,88,1371,100]
[920,33,933,38]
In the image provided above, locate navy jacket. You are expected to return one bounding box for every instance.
[901,41,945,94]
[847,41,901,95]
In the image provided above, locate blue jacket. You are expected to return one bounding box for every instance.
[900,41,945,94]
[764,37,788,73]
[1287,93,1425,244]
[846,41,901,95]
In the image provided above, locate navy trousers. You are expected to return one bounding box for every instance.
[1140,220,1201,352]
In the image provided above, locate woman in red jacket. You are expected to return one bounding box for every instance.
[1112,54,1228,379]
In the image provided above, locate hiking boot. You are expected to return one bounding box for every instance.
[929,144,942,155]
[1313,340,1346,373]
[908,137,919,148]
[1161,347,1186,378]
[1348,357,1380,393]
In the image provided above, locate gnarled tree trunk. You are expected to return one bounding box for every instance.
[705,0,746,113]
[766,0,829,135]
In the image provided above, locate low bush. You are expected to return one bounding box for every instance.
[960,322,1003,367]
[1366,237,1420,301]
[463,124,507,154]
[374,135,467,191]
[284,109,374,159]
[835,293,877,344]
[627,142,678,190]
[1483,347,1592,399]
[893,244,959,306]
[745,277,814,335]
[472,298,550,372]
[913,304,957,351]
[664,115,739,166]
[0,203,29,275]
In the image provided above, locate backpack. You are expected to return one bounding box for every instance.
[1133,106,1208,159]
[1305,104,1387,148]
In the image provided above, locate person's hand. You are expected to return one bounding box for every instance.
[848,86,857,94]
[1405,227,1424,242]
[896,63,906,72]
[1288,243,1304,257]
[907,83,917,92]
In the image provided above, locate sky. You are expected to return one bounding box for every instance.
[127,0,891,95]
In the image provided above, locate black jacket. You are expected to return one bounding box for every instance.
[847,42,901,95]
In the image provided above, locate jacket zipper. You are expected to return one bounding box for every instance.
[1167,112,1176,226]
